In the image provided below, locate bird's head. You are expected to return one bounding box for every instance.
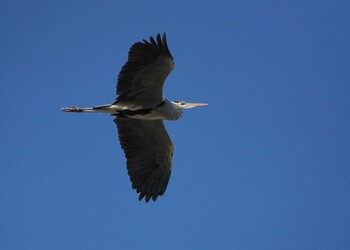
[171,100,208,110]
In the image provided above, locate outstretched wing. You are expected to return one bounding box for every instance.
[116,33,174,108]
[114,116,174,202]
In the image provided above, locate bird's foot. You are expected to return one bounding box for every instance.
[61,107,83,112]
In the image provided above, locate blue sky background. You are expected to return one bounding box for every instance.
[1,1,349,249]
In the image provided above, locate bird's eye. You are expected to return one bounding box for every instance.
[180,101,185,105]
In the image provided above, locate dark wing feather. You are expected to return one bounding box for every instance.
[116,33,174,108]
[114,116,174,202]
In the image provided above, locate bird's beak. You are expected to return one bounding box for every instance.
[187,103,208,108]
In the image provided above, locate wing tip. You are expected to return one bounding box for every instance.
[133,170,171,203]
[146,32,173,59]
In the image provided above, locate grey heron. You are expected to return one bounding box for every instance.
[62,33,207,202]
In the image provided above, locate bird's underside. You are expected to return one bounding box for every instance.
[63,33,175,202]
[62,33,207,202]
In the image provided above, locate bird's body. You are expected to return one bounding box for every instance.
[62,33,207,202]
[64,98,184,120]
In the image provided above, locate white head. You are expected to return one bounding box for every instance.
[171,100,208,110]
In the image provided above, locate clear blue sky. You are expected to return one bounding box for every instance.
[1,1,349,249]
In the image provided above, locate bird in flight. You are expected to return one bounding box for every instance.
[62,33,207,202]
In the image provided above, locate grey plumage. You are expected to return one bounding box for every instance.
[115,117,173,202]
[116,33,174,109]
[62,33,207,202]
